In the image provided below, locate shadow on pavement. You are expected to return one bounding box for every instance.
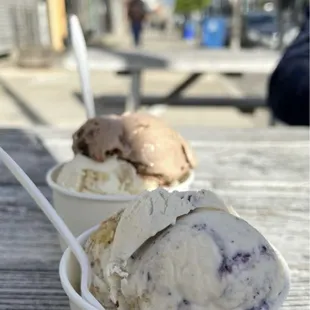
[74,92,267,115]
[107,48,168,69]
[88,46,169,69]
[0,77,47,125]
[73,92,126,115]
[64,46,169,71]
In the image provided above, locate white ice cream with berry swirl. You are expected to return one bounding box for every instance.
[85,189,290,310]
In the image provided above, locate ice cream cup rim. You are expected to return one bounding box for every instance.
[59,225,100,310]
[46,162,194,202]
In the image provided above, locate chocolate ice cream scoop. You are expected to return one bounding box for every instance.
[72,115,131,161]
[72,113,196,186]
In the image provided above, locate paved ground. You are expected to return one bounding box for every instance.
[0,66,271,127]
[0,28,274,128]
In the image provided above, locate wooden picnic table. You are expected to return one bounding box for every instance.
[64,48,281,73]
[0,126,309,310]
[64,48,281,112]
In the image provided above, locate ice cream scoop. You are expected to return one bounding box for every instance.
[85,189,289,310]
[56,154,145,195]
[72,113,196,187]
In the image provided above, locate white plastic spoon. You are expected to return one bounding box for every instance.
[0,147,104,310]
[70,14,95,119]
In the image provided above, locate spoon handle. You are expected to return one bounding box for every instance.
[70,14,95,119]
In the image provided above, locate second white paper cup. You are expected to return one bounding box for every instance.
[47,163,194,251]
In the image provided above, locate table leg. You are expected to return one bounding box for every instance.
[126,71,141,112]
[165,73,202,100]
[269,111,277,126]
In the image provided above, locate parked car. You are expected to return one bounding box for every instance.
[244,11,299,49]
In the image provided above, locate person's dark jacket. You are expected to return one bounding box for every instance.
[127,0,146,23]
[268,9,309,126]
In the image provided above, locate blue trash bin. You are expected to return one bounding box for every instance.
[202,17,227,48]
[183,20,195,41]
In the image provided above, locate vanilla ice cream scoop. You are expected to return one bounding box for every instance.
[56,154,145,195]
[85,189,290,310]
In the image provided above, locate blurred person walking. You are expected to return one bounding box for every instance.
[127,0,147,47]
[267,5,309,126]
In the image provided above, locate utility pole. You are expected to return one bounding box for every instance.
[47,0,67,51]
[165,5,175,37]
[275,0,284,50]
[230,0,242,50]
[109,0,126,37]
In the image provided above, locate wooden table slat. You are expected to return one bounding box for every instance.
[0,127,308,309]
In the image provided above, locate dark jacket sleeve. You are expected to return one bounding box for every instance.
[268,14,309,126]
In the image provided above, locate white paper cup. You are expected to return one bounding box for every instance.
[46,163,194,251]
[59,226,99,310]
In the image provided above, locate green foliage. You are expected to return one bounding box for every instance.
[175,0,212,13]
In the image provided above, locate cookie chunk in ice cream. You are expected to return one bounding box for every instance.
[85,189,290,310]
[70,113,196,189]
